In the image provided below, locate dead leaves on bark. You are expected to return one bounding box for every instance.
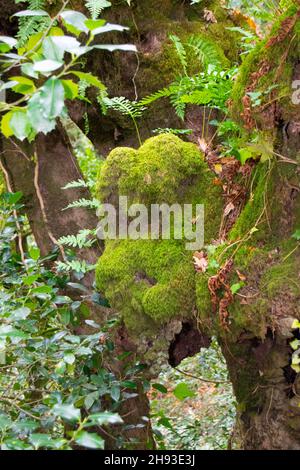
[267,10,300,48]
[208,260,234,330]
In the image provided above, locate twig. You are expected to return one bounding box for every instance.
[33,153,66,259]
[174,367,230,385]
[0,156,26,266]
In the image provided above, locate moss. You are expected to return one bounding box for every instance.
[195,272,213,332]
[229,162,273,243]
[261,256,300,299]
[96,238,196,336]
[97,134,223,241]
[96,134,223,346]
[231,4,300,127]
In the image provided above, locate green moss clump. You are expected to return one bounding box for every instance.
[96,134,223,341]
[97,134,223,241]
[96,239,196,335]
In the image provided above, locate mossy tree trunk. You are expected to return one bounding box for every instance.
[93,2,300,450]
[215,4,300,449]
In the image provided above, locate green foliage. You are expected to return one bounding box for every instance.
[15,0,51,46]
[58,230,97,249]
[100,96,145,145]
[84,0,111,19]
[139,34,235,120]
[62,197,100,211]
[0,191,148,449]
[151,339,235,450]
[0,4,136,142]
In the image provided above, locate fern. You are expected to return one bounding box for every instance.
[85,0,111,19]
[58,229,96,249]
[102,96,145,118]
[152,128,192,136]
[62,198,100,211]
[62,179,89,190]
[16,0,51,46]
[169,35,187,75]
[186,35,225,70]
[138,67,236,120]
[101,97,145,145]
[56,259,96,274]
[139,86,178,107]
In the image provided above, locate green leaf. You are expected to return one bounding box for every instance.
[84,392,98,410]
[239,147,254,165]
[85,19,106,30]
[0,325,28,339]
[21,63,38,79]
[10,111,32,141]
[1,112,14,138]
[231,282,244,295]
[2,191,23,205]
[173,382,195,401]
[0,414,12,431]
[42,36,81,61]
[110,384,120,402]
[91,23,128,35]
[74,431,104,449]
[29,434,65,450]
[10,76,36,95]
[23,274,40,285]
[292,229,300,241]
[292,319,300,330]
[10,307,31,321]
[71,71,106,90]
[62,80,78,99]
[290,339,300,351]
[33,60,63,73]
[64,352,75,365]
[93,44,136,52]
[52,403,81,422]
[0,36,17,48]
[29,247,40,260]
[152,383,168,394]
[85,412,123,426]
[13,10,50,17]
[28,77,65,134]
[60,11,89,34]
[32,285,52,294]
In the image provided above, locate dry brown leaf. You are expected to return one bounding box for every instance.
[236,269,247,281]
[193,251,208,273]
[203,9,217,23]
[224,202,235,217]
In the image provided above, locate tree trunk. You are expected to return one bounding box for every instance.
[218,4,300,448]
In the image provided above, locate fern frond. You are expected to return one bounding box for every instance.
[139,86,177,107]
[186,35,226,70]
[152,128,192,136]
[169,34,187,75]
[16,0,51,46]
[56,259,96,274]
[58,229,96,249]
[62,198,100,211]
[62,179,89,190]
[85,0,111,19]
[102,96,145,118]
